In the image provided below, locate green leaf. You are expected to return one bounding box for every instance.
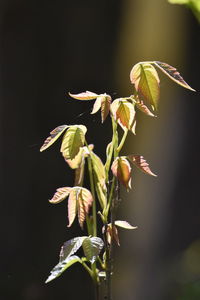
[111,99,136,132]
[45,255,82,283]
[168,0,200,23]
[74,157,85,186]
[49,187,72,204]
[111,157,132,190]
[154,61,195,91]
[69,91,98,100]
[128,155,157,177]
[40,125,69,152]
[59,236,87,261]
[115,220,137,230]
[82,237,104,263]
[61,125,87,160]
[130,63,160,110]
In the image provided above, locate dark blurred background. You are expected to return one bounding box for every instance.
[0,0,199,299]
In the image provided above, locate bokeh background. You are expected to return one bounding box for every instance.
[0,0,199,299]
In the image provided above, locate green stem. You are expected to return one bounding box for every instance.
[87,156,97,237]
[116,128,128,153]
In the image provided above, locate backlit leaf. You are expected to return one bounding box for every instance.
[104,224,120,246]
[153,61,195,91]
[74,157,85,186]
[100,95,111,122]
[130,63,160,110]
[128,155,157,177]
[111,157,132,189]
[45,255,82,283]
[91,97,102,114]
[61,125,87,160]
[115,220,137,230]
[65,145,94,169]
[69,91,98,100]
[67,188,78,227]
[77,187,93,228]
[111,99,136,131]
[82,237,104,263]
[136,101,156,117]
[49,187,72,204]
[40,125,69,152]
[59,236,86,261]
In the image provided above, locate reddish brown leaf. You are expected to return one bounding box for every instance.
[49,187,72,204]
[111,157,132,189]
[67,189,78,227]
[77,188,93,228]
[103,224,120,246]
[111,99,136,131]
[69,91,98,100]
[136,101,156,117]
[128,155,157,177]
[100,95,111,123]
[91,97,102,114]
[154,61,195,91]
[115,220,137,230]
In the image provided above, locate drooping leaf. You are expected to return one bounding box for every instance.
[136,101,156,117]
[115,220,137,230]
[45,255,82,283]
[49,187,72,204]
[153,61,195,91]
[69,91,98,100]
[74,157,85,186]
[77,187,93,228]
[82,237,104,263]
[128,155,157,177]
[100,95,112,123]
[91,94,111,123]
[91,97,102,114]
[61,125,87,160]
[90,151,107,208]
[103,224,120,246]
[67,188,78,227]
[59,236,86,261]
[40,125,69,152]
[64,145,94,169]
[111,99,136,132]
[111,157,132,189]
[130,62,160,110]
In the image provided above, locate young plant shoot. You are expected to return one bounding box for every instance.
[40,61,195,299]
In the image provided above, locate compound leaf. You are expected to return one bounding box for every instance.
[59,236,86,261]
[77,188,93,228]
[130,63,160,110]
[40,125,69,152]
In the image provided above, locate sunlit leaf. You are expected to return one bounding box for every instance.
[74,157,85,186]
[111,99,136,132]
[65,145,94,169]
[111,157,132,189]
[69,91,98,100]
[59,237,86,261]
[128,155,157,177]
[61,125,87,160]
[100,95,111,123]
[67,188,78,227]
[95,182,107,209]
[91,97,102,114]
[115,220,137,230]
[40,125,69,152]
[45,255,82,283]
[77,187,93,228]
[130,62,160,110]
[49,187,72,204]
[82,237,104,263]
[153,61,195,91]
[168,0,200,23]
[136,101,156,117]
